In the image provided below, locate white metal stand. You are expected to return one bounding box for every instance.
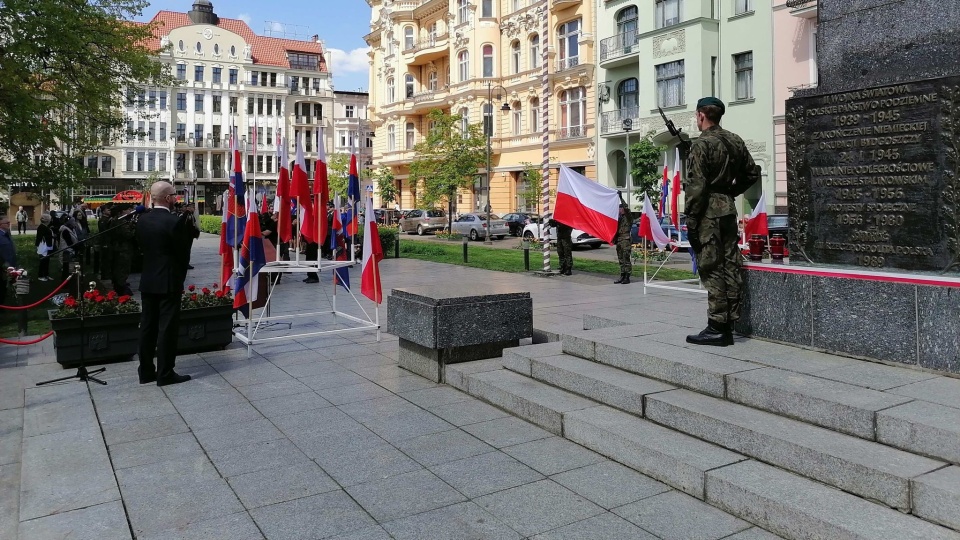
[642,240,707,295]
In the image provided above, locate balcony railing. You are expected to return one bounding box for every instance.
[555,55,580,73]
[404,33,449,54]
[599,107,640,135]
[557,125,586,140]
[212,168,227,179]
[600,32,640,63]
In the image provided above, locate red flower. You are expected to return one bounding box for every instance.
[83,291,95,300]
[118,295,130,304]
[202,287,211,295]
[94,296,104,303]
[215,290,224,298]
[212,283,219,290]
[106,291,117,300]
[188,285,196,292]
[190,294,198,301]
[64,297,77,308]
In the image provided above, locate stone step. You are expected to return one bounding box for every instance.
[443,359,503,392]
[501,342,562,375]
[877,400,960,465]
[707,460,960,540]
[911,466,960,531]
[528,354,675,417]
[465,369,595,435]
[645,389,945,511]
[564,405,746,499]
[561,323,678,361]
[726,367,913,440]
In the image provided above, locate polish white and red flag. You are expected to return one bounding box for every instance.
[291,133,316,243]
[553,164,620,243]
[638,194,672,250]
[315,129,330,245]
[274,135,292,243]
[659,152,669,220]
[743,192,769,238]
[671,147,681,228]
[361,195,383,304]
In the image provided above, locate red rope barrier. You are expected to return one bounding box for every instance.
[0,276,74,311]
[0,331,54,346]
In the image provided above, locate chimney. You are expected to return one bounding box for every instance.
[312,34,319,42]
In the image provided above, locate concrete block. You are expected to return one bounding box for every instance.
[502,342,562,376]
[595,337,759,397]
[474,479,605,538]
[444,359,503,392]
[878,400,960,464]
[726,367,912,439]
[890,377,960,410]
[912,466,960,531]
[614,490,751,540]
[706,460,960,540]
[530,355,674,416]
[561,323,677,360]
[646,389,944,511]
[17,500,130,540]
[466,370,595,435]
[564,405,745,499]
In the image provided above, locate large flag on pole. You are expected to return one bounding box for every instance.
[315,129,330,245]
[233,201,266,316]
[274,134,292,243]
[743,192,769,238]
[346,154,361,236]
[638,194,671,250]
[219,190,232,289]
[671,147,681,228]
[226,127,246,247]
[291,134,316,243]
[361,195,383,304]
[553,164,620,243]
[659,153,669,219]
[331,195,350,290]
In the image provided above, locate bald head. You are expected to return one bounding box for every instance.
[150,181,176,209]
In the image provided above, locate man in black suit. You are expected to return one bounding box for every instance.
[136,181,193,386]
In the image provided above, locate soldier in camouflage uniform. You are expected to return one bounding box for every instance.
[614,203,632,284]
[684,97,760,346]
[110,206,137,296]
[553,219,574,275]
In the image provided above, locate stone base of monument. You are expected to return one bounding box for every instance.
[736,262,960,374]
[387,286,533,383]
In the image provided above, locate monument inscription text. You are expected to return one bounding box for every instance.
[786,76,960,273]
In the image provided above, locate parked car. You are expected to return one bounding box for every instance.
[373,208,402,225]
[522,214,604,248]
[767,214,789,243]
[451,213,509,241]
[501,212,537,236]
[398,209,447,235]
[630,214,688,245]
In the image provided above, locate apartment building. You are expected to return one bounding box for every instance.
[81,0,334,210]
[364,0,597,214]
[332,91,374,174]
[596,0,773,213]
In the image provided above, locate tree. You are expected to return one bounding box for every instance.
[326,153,351,198]
[0,0,172,199]
[517,161,556,217]
[408,109,486,233]
[372,167,397,206]
[629,133,667,209]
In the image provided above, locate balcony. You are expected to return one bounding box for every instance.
[786,0,817,16]
[552,0,581,7]
[405,33,450,65]
[599,107,640,135]
[87,168,116,178]
[557,125,586,140]
[212,168,227,180]
[599,32,640,65]
[555,55,580,73]
[294,115,320,125]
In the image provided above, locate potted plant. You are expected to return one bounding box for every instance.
[49,283,142,368]
[177,284,234,353]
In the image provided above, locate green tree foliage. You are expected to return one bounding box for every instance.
[0,0,173,199]
[408,109,486,232]
[372,167,397,205]
[518,161,555,216]
[629,133,667,209]
[326,153,351,198]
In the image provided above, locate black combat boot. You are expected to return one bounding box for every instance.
[621,274,630,284]
[614,273,626,284]
[686,321,729,347]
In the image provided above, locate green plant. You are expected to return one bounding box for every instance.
[629,133,668,209]
[435,231,462,240]
[358,224,398,257]
[198,214,222,234]
[373,167,398,205]
[51,282,140,319]
[181,283,233,309]
[630,244,671,263]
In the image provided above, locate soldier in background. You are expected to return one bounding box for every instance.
[551,218,574,276]
[613,203,633,284]
[110,206,137,296]
[684,96,760,347]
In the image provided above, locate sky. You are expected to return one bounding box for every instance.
[136,0,372,92]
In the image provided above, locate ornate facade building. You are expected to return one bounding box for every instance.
[364,0,597,214]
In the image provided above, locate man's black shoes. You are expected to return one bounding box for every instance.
[686,321,734,347]
[138,367,156,385]
[187,265,195,270]
[303,277,319,284]
[157,372,191,386]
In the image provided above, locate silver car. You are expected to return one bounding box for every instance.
[451,213,509,241]
[398,209,447,235]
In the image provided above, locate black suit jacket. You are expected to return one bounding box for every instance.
[136,208,190,294]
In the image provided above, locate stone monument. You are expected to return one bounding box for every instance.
[739,0,960,373]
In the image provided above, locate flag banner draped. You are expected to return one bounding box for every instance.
[274,135,292,243]
[292,134,316,243]
[361,195,383,304]
[331,195,350,290]
[315,129,330,244]
[219,190,232,289]
[639,194,671,250]
[743,192,769,238]
[234,203,267,316]
[659,153,669,219]
[553,164,620,243]
[671,147,681,228]
[346,154,361,236]
[226,127,246,247]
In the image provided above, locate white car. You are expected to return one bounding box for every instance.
[522,214,604,249]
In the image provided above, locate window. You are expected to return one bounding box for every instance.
[148,90,156,109]
[404,26,414,50]
[229,97,238,114]
[137,152,145,171]
[482,45,494,77]
[214,44,220,55]
[387,125,396,151]
[276,99,282,114]
[196,41,202,53]
[256,155,264,173]
[177,40,184,52]
[229,68,238,84]
[176,123,186,142]
[148,122,156,141]
[266,99,273,115]
[458,50,470,82]
[656,60,685,107]
[617,6,638,46]
[138,121,145,140]
[512,102,522,135]
[176,64,186,80]
[428,22,438,42]
[530,98,540,132]
[346,105,355,118]
[482,103,493,137]
[511,41,521,74]
[734,51,754,100]
[287,52,319,71]
[558,19,581,71]
[126,152,133,171]
[148,152,156,172]
[230,45,236,56]
[405,122,415,149]
[481,0,493,17]
[387,77,395,102]
[194,65,204,82]
[212,67,222,83]
[257,97,264,115]
[735,0,753,15]
[247,97,254,114]
[212,95,221,113]
[266,127,273,145]
[159,122,167,140]
[159,91,167,109]
[427,71,438,91]
[458,0,469,24]
[195,92,204,112]
[270,72,277,87]
[175,153,186,172]
[405,74,414,98]
[157,153,165,172]
[656,0,681,29]
[125,120,134,142]
[559,87,586,138]
[459,107,469,135]
[194,124,203,142]
[176,92,187,111]
[618,78,639,110]
[524,41,545,76]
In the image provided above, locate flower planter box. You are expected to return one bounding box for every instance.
[177,305,234,354]
[49,311,140,369]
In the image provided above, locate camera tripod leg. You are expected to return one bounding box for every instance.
[36,366,108,386]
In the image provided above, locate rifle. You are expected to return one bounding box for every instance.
[658,107,692,161]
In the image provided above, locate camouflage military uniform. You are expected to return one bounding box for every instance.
[684,125,760,326]
[110,215,136,296]
[555,221,574,275]
[615,209,632,277]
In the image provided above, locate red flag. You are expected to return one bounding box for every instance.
[219,193,232,289]
[361,196,383,303]
[743,192,769,238]
[671,147,681,228]
[315,129,329,245]
[291,134,315,243]
[275,137,292,243]
[553,165,619,243]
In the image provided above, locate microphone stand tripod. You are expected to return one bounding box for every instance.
[36,266,107,386]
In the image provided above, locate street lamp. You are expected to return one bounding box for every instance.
[622,118,632,201]
[484,81,511,244]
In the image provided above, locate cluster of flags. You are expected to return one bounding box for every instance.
[220,126,383,317]
[658,149,682,229]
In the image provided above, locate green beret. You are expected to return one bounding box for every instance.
[696,97,725,114]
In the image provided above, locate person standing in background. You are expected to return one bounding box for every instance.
[15,207,27,234]
[613,203,633,284]
[35,214,54,281]
[0,217,16,307]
